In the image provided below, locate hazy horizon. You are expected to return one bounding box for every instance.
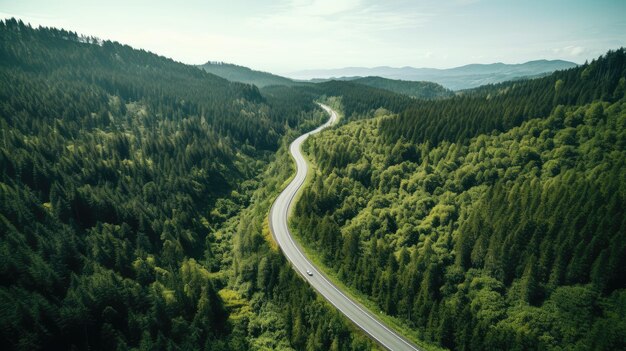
[1,0,624,75]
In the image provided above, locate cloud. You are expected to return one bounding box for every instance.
[233,0,438,71]
[251,0,432,35]
[553,45,586,57]
[278,0,362,17]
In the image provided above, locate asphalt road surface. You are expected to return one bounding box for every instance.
[269,103,421,351]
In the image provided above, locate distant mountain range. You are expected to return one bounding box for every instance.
[199,59,577,94]
[198,62,453,99]
[288,60,578,90]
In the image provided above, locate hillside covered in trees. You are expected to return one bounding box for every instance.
[0,19,374,351]
[342,77,453,99]
[292,49,626,350]
[3,16,625,351]
[198,61,297,88]
[301,50,625,147]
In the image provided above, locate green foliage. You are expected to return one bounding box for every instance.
[221,136,375,350]
[4,17,625,351]
[0,19,354,350]
[380,49,626,147]
[292,51,626,350]
[302,49,625,147]
[199,61,297,88]
[350,76,454,99]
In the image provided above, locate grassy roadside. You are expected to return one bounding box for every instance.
[285,105,446,351]
[257,117,384,350]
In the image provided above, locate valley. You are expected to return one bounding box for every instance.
[1,11,625,351]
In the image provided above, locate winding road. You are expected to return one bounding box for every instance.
[269,103,421,351]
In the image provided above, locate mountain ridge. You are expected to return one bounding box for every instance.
[288,59,578,90]
[198,61,297,87]
[198,61,454,99]
[349,76,453,99]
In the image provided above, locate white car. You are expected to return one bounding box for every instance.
[306,269,313,276]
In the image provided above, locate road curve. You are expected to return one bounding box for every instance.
[269,103,421,351]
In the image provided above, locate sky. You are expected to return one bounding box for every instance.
[1,0,625,76]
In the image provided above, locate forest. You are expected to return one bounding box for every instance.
[2,17,625,351]
[346,77,453,100]
[292,49,626,350]
[0,19,373,350]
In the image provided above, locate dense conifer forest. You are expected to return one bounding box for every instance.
[293,49,626,350]
[198,61,298,88]
[2,17,625,351]
[0,19,373,350]
[347,77,453,100]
